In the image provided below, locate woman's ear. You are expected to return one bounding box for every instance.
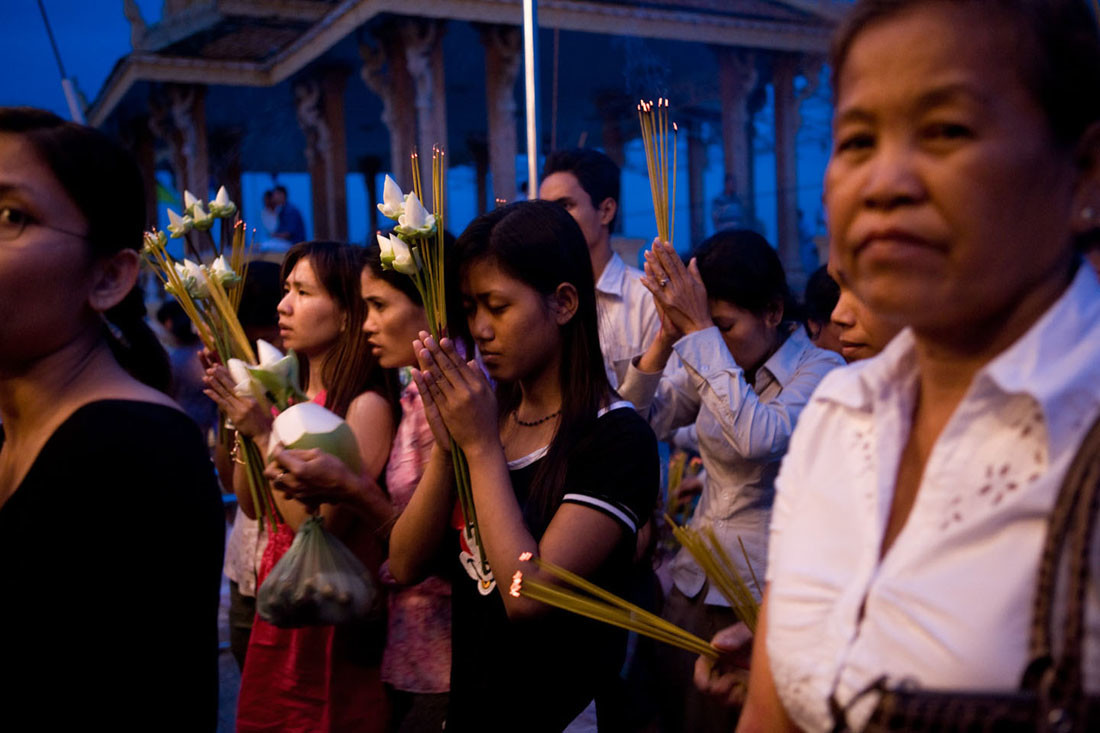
[763,297,785,330]
[1072,122,1100,236]
[550,282,580,325]
[88,249,140,313]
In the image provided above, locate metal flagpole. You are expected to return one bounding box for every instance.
[522,0,540,199]
[36,0,85,124]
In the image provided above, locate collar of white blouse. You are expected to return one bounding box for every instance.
[811,265,1100,459]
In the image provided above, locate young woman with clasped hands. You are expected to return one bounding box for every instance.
[387,201,659,732]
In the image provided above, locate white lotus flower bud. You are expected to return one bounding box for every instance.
[209,185,237,218]
[166,208,193,238]
[376,175,406,220]
[395,192,436,238]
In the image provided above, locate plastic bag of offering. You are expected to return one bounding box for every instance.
[257,515,377,627]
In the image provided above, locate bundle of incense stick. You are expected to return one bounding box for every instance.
[637,98,678,245]
[511,552,719,659]
[667,517,761,632]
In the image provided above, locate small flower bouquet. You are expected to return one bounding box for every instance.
[376,149,487,585]
[143,187,285,530]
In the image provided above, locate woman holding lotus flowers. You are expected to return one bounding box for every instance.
[0,107,224,727]
[204,240,398,732]
[387,200,660,732]
[270,238,457,733]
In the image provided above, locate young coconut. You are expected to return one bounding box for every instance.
[268,401,363,474]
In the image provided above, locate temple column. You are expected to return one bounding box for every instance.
[686,119,707,246]
[360,155,382,236]
[149,84,209,202]
[479,24,522,205]
[403,19,448,214]
[209,128,243,224]
[772,52,801,286]
[360,24,417,190]
[468,135,489,214]
[294,68,349,241]
[120,115,158,228]
[714,47,756,208]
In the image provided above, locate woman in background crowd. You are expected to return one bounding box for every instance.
[619,230,843,733]
[269,241,453,733]
[205,241,398,732]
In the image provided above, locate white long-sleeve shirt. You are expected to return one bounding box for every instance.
[619,325,843,604]
[596,252,660,391]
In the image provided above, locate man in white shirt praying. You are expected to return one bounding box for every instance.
[539,149,660,391]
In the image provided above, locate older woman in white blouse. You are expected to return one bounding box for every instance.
[713,1,1100,731]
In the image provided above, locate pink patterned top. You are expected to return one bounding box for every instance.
[379,382,452,693]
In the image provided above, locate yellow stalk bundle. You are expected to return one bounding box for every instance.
[637,98,678,246]
[667,516,761,632]
[512,554,719,659]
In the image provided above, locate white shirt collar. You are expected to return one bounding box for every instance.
[759,325,816,389]
[815,265,1100,454]
[595,251,627,298]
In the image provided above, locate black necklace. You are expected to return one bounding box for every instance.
[513,408,561,427]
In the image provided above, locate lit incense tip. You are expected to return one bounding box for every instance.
[673,122,678,131]
[510,571,524,597]
[518,551,534,562]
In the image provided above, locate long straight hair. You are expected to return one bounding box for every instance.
[454,201,611,524]
[280,241,395,418]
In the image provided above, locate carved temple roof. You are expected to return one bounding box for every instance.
[91,0,847,126]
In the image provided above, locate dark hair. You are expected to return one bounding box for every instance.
[0,107,171,392]
[274,185,288,196]
[694,229,800,323]
[236,261,282,333]
[830,0,1100,150]
[542,148,621,224]
[803,265,840,329]
[454,200,611,523]
[280,241,394,418]
[156,300,199,345]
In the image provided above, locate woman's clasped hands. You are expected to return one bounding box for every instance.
[411,331,497,456]
[641,238,713,343]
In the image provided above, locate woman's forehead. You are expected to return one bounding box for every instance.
[836,4,1030,109]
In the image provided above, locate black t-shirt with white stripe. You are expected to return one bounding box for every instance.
[447,403,659,732]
